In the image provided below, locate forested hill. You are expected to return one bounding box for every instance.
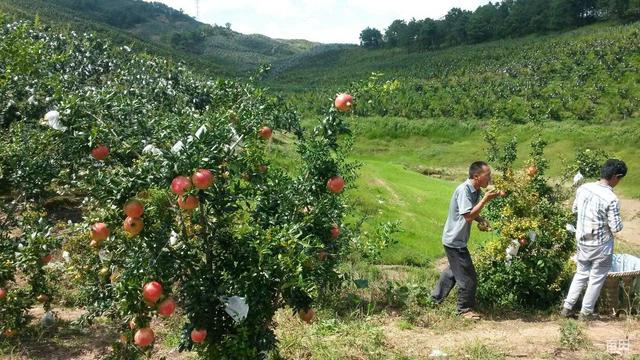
[358,0,640,50]
[0,0,320,76]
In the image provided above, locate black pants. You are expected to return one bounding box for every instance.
[431,246,477,313]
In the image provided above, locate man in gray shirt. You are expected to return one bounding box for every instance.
[431,161,499,320]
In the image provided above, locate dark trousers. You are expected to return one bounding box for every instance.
[431,246,477,313]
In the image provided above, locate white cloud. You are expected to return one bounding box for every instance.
[146,0,490,43]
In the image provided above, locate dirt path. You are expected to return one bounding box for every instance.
[382,316,640,359]
[4,305,640,359]
[3,307,195,360]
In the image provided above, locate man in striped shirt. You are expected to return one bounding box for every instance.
[561,159,627,320]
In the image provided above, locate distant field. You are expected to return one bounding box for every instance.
[349,117,640,197]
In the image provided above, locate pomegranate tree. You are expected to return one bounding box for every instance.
[477,128,574,310]
[60,84,356,358]
[0,18,357,358]
[0,205,60,337]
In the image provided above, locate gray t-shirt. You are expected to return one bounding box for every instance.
[442,180,480,248]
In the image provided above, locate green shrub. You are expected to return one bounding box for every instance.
[476,124,574,311]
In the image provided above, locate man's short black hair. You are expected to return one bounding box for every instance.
[600,159,627,180]
[469,161,488,179]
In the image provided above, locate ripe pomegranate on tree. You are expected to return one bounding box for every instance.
[334,93,353,112]
[330,224,340,239]
[123,199,144,218]
[192,169,214,189]
[41,253,53,265]
[191,328,207,343]
[158,298,176,317]
[526,165,538,177]
[91,144,109,161]
[318,251,329,261]
[327,176,345,193]
[123,217,143,237]
[90,223,109,241]
[134,327,155,347]
[0,288,7,299]
[171,176,192,195]
[177,195,199,210]
[259,126,272,140]
[142,281,163,303]
[298,308,316,324]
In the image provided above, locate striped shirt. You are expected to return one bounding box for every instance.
[573,182,623,247]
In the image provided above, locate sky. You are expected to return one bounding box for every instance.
[145,0,490,44]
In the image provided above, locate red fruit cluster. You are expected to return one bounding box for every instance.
[171,170,215,211]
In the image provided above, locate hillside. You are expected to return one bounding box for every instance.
[0,0,321,76]
[265,21,640,264]
[268,22,640,123]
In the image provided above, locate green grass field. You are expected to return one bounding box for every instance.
[350,160,493,265]
[350,117,640,197]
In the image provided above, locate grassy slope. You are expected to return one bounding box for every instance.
[350,117,640,197]
[270,23,639,265]
[343,117,639,264]
[351,160,492,265]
